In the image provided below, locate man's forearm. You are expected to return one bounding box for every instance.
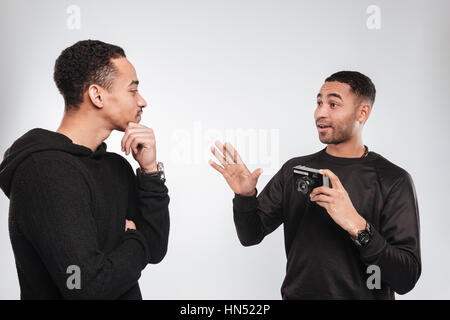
[233,193,266,246]
[357,227,421,294]
[134,171,170,264]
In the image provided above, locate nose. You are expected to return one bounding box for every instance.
[137,92,147,108]
[314,104,328,121]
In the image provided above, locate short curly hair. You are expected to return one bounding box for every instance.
[325,71,376,107]
[53,40,126,111]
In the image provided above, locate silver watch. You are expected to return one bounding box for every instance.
[140,162,165,181]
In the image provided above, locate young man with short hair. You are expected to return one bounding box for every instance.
[210,71,421,299]
[0,40,169,299]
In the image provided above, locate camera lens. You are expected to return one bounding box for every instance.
[297,178,311,195]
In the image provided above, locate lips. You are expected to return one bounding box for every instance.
[317,123,332,132]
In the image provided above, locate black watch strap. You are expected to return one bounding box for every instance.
[353,222,373,247]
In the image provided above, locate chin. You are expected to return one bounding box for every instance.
[318,134,331,144]
[116,126,126,132]
[116,122,129,132]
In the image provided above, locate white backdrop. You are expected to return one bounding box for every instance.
[1,0,449,299]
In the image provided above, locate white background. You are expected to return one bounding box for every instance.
[1,0,449,299]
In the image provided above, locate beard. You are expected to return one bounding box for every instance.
[318,116,357,145]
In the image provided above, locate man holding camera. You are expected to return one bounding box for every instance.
[210,71,421,299]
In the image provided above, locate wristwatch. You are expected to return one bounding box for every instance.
[352,221,373,247]
[139,161,165,182]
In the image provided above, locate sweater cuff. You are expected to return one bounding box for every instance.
[135,168,167,193]
[356,225,387,263]
[233,190,258,212]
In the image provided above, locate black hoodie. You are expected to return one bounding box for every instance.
[0,128,170,299]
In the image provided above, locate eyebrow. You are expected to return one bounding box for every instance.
[317,93,343,101]
[128,80,139,87]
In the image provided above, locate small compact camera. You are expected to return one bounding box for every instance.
[293,165,331,195]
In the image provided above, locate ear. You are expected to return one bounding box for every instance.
[357,103,371,124]
[87,84,104,109]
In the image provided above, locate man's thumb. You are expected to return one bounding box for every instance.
[252,168,263,180]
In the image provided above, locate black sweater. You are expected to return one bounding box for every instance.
[0,128,170,299]
[233,148,421,299]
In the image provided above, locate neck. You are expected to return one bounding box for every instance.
[56,108,112,152]
[325,134,366,158]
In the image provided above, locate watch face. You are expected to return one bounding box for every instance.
[358,231,370,245]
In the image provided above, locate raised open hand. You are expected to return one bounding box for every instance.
[209,140,262,197]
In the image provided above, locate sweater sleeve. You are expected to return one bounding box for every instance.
[12,157,149,300]
[232,167,284,246]
[356,172,422,294]
[125,166,170,264]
